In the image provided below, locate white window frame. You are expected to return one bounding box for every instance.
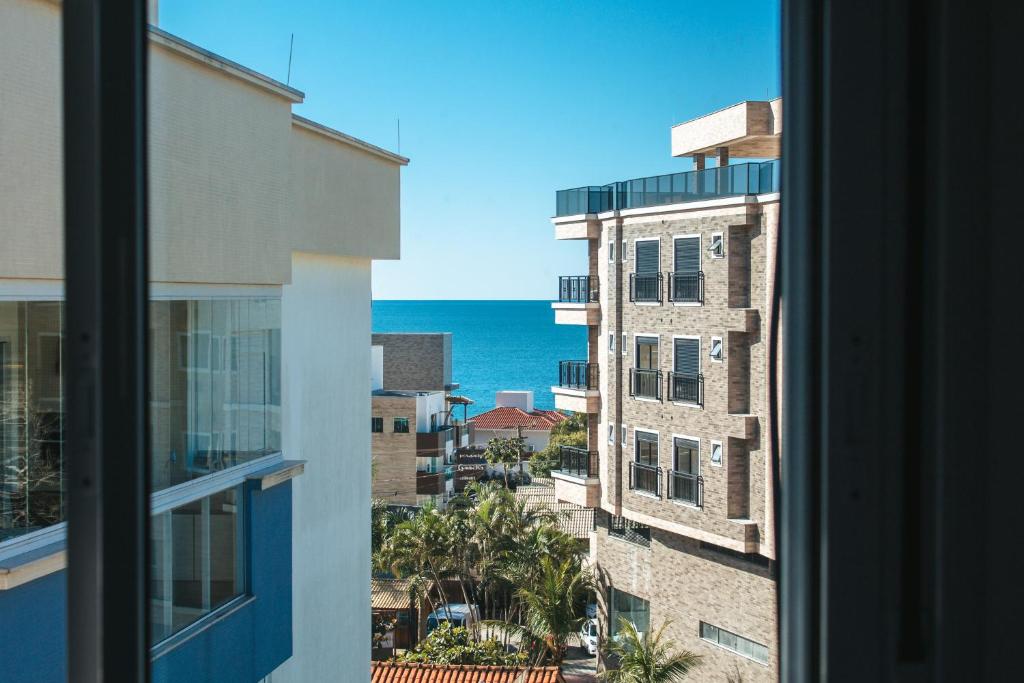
[621,239,627,263]
[710,335,724,362]
[632,237,662,307]
[608,330,615,352]
[632,427,660,499]
[608,423,615,444]
[608,236,616,263]
[671,233,702,307]
[670,433,702,509]
[622,332,627,357]
[633,332,662,403]
[671,334,702,408]
[710,439,724,467]
[621,424,627,446]
[708,231,725,258]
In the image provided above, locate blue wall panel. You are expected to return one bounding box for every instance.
[0,480,293,683]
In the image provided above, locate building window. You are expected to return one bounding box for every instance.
[710,440,724,467]
[371,417,383,433]
[609,588,651,639]
[670,437,701,506]
[700,622,769,665]
[608,514,651,547]
[608,237,615,263]
[621,424,627,446]
[609,331,615,352]
[393,417,410,433]
[631,430,660,496]
[670,337,702,405]
[631,336,660,399]
[622,333,627,357]
[708,232,725,258]
[710,336,724,362]
[621,239,627,263]
[151,486,245,645]
[608,424,614,444]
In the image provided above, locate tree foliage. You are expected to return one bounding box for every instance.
[530,412,587,477]
[397,622,527,666]
[599,619,701,683]
[483,436,525,487]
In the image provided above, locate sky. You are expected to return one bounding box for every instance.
[159,1,780,300]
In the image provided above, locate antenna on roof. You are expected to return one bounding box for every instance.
[286,33,295,86]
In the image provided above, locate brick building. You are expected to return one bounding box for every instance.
[548,100,781,681]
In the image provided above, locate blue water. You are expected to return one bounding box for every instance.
[372,300,586,416]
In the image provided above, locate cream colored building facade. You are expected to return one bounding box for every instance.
[1,0,406,681]
[550,100,780,681]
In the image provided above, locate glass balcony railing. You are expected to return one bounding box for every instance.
[558,275,598,303]
[558,360,598,390]
[554,159,779,217]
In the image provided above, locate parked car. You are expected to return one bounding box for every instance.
[586,603,597,619]
[580,618,599,655]
[425,603,480,634]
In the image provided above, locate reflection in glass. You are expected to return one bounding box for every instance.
[0,302,64,542]
[150,486,244,644]
[609,588,650,638]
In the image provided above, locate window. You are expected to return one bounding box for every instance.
[609,588,651,637]
[636,336,658,369]
[710,440,724,467]
[710,336,723,362]
[371,417,383,433]
[621,424,627,446]
[670,337,702,404]
[673,437,699,474]
[608,424,614,444]
[608,238,615,263]
[393,417,410,433]
[622,333,627,357]
[708,232,725,258]
[631,239,661,303]
[700,622,768,665]
[632,337,660,400]
[671,235,702,303]
[608,331,615,352]
[621,239,627,263]
[670,437,701,505]
[151,486,245,644]
[635,430,659,467]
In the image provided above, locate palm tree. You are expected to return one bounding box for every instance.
[483,436,524,488]
[376,505,456,621]
[488,556,592,666]
[599,619,701,683]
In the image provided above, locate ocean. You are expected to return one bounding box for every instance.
[372,300,586,416]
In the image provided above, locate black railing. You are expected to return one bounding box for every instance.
[629,462,661,497]
[629,272,663,303]
[558,275,598,303]
[555,160,780,217]
[559,360,598,389]
[607,513,651,547]
[668,470,703,507]
[630,368,663,400]
[558,446,599,478]
[555,185,614,216]
[668,372,704,406]
[668,271,704,304]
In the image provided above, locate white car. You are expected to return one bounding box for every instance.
[580,618,599,656]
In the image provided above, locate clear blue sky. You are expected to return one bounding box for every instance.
[159,1,780,300]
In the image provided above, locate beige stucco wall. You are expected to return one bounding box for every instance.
[0,0,403,286]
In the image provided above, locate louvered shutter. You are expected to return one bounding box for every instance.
[635,240,659,273]
[674,338,699,375]
[674,237,700,273]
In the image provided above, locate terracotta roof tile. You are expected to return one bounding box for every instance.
[371,662,565,683]
[469,407,568,431]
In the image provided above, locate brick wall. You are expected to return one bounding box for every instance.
[371,333,452,391]
[371,395,418,504]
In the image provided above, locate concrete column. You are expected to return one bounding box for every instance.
[715,146,731,193]
[693,153,706,170]
[716,146,730,167]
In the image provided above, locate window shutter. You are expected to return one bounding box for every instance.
[674,338,700,375]
[635,240,659,273]
[674,237,700,273]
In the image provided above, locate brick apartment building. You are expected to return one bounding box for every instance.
[548,100,781,681]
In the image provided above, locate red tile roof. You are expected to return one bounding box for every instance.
[371,662,565,683]
[469,407,567,431]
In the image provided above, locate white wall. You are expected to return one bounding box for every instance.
[473,428,551,454]
[371,346,384,391]
[278,253,371,683]
[495,390,534,412]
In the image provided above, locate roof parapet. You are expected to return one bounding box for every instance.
[671,98,782,159]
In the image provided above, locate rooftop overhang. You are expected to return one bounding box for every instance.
[671,99,782,159]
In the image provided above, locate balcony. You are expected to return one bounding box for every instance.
[629,462,662,497]
[630,368,663,401]
[416,427,455,459]
[669,271,704,304]
[552,361,600,413]
[552,275,600,326]
[553,160,779,218]
[452,422,473,448]
[416,471,446,495]
[668,372,704,407]
[551,446,601,508]
[629,272,663,303]
[667,470,703,507]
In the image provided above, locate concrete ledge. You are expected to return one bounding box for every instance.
[552,215,602,240]
[0,542,65,590]
[552,302,600,326]
[552,386,600,413]
[246,460,306,491]
[671,99,782,158]
[551,471,601,508]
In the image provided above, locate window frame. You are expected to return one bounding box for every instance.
[371,417,384,433]
[393,417,410,433]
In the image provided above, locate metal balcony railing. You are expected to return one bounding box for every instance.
[559,360,598,390]
[558,275,598,303]
[629,272,663,303]
[667,470,703,507]
[668,271,704,304]
[558,446,599,478]
[668,372,704,406]
[554,160,780,217]
[629,462,661,497]
[630,368,663,400]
